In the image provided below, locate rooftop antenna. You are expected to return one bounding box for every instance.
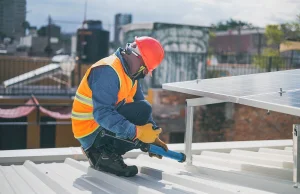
[82,0,87,28]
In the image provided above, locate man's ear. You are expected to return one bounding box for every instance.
[131,42,137,48]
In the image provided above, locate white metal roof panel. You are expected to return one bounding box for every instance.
[0,140,298,194]
[3,64,61,88]
[51,55,70,63]
[0,140,292,165]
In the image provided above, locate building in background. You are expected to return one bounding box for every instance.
[0,55,77,150]
[76,20,109,64]
[17,22,74,57]
[209,28,266,56]
[18,35,62,56]
[280,39,300,67]
[114,13,132,46]
[119,22,210,91]
[0,0,26,41]
[119,22,210,142]
[38,24,61,38]
[18,23,62,57]
[27,26,37,36]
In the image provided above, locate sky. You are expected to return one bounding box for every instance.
[27,0,300,39]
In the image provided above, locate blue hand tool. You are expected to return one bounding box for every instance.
[142,144,186,163]
[99,129,186,163]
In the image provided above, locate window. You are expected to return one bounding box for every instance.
[40,117,56,148]
[0,117,27,150]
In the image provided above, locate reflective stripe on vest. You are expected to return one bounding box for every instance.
[71,111,94,120]
[74,92,93,107]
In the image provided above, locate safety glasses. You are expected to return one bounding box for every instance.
[131,50,144,63]
[127,43,149,76]
[131,49,148,74]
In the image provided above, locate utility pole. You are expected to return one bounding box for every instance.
[83,0,87,27]
[237,24,241,56]
[78,0,88,84]
[258,33,262,55]
[257,27,262,55]
[46,15,52,57]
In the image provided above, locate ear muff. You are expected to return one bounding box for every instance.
[125,43,133,55]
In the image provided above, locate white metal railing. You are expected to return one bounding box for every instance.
[184,97,300,188]
[184,97,225,166]
[293,124,300,188]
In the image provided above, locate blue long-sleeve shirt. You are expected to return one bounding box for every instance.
[87,48,156,140]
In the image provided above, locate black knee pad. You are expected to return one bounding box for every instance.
[140,100,152,114]
[139,100,152,124]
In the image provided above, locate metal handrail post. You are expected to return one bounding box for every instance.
[184,105,194,166]
[184,97,225,166]
[293,124,300,188]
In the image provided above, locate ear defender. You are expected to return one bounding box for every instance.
[125,43,133,55]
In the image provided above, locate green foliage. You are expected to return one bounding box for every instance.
[200,103,226,132]
[208,31,216,56]
[22,21,31,30]
[254,13,300,70]
[265,25,284,46]
[253,48,285,70]
[281,22,300,41]
[206,69,228,78]
[209,31,216,39]
[210,18,253,32]
[265,14,300,46]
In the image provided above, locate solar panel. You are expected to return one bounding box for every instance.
[239,89,300,116]
[163,69,300,185]
[162,69,300,116]
[3,64,61,88]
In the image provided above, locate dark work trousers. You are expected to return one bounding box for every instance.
[91,100,152,155]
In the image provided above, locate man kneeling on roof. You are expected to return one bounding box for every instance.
[71,36,168,177]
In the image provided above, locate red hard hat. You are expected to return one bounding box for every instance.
[135,36,164,73]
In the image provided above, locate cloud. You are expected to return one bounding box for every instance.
[27,0,300,38]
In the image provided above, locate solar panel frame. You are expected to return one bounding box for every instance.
[162,69,300,116]
[163,69,300,184]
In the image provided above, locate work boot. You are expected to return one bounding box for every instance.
[81,147,98,168]
[86,147,138,177]
[96,150,138,177]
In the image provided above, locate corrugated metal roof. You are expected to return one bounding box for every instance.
[0,140,298,194]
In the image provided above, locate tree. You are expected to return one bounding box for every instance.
[254,14,300,70]
[253,48,285,71]
[21,21,30,36]
[282,14,300,41]
[207,31,216,56]
[210,18,253,32]
[38,26,47,37]
[254,25,285,70]
[265,25,284,49]
[264,15,300,49]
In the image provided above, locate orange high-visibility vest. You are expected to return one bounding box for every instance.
[71,54,138,139]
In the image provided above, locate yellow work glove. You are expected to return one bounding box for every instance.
[149,138,169,159]
[135,123,162,143]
